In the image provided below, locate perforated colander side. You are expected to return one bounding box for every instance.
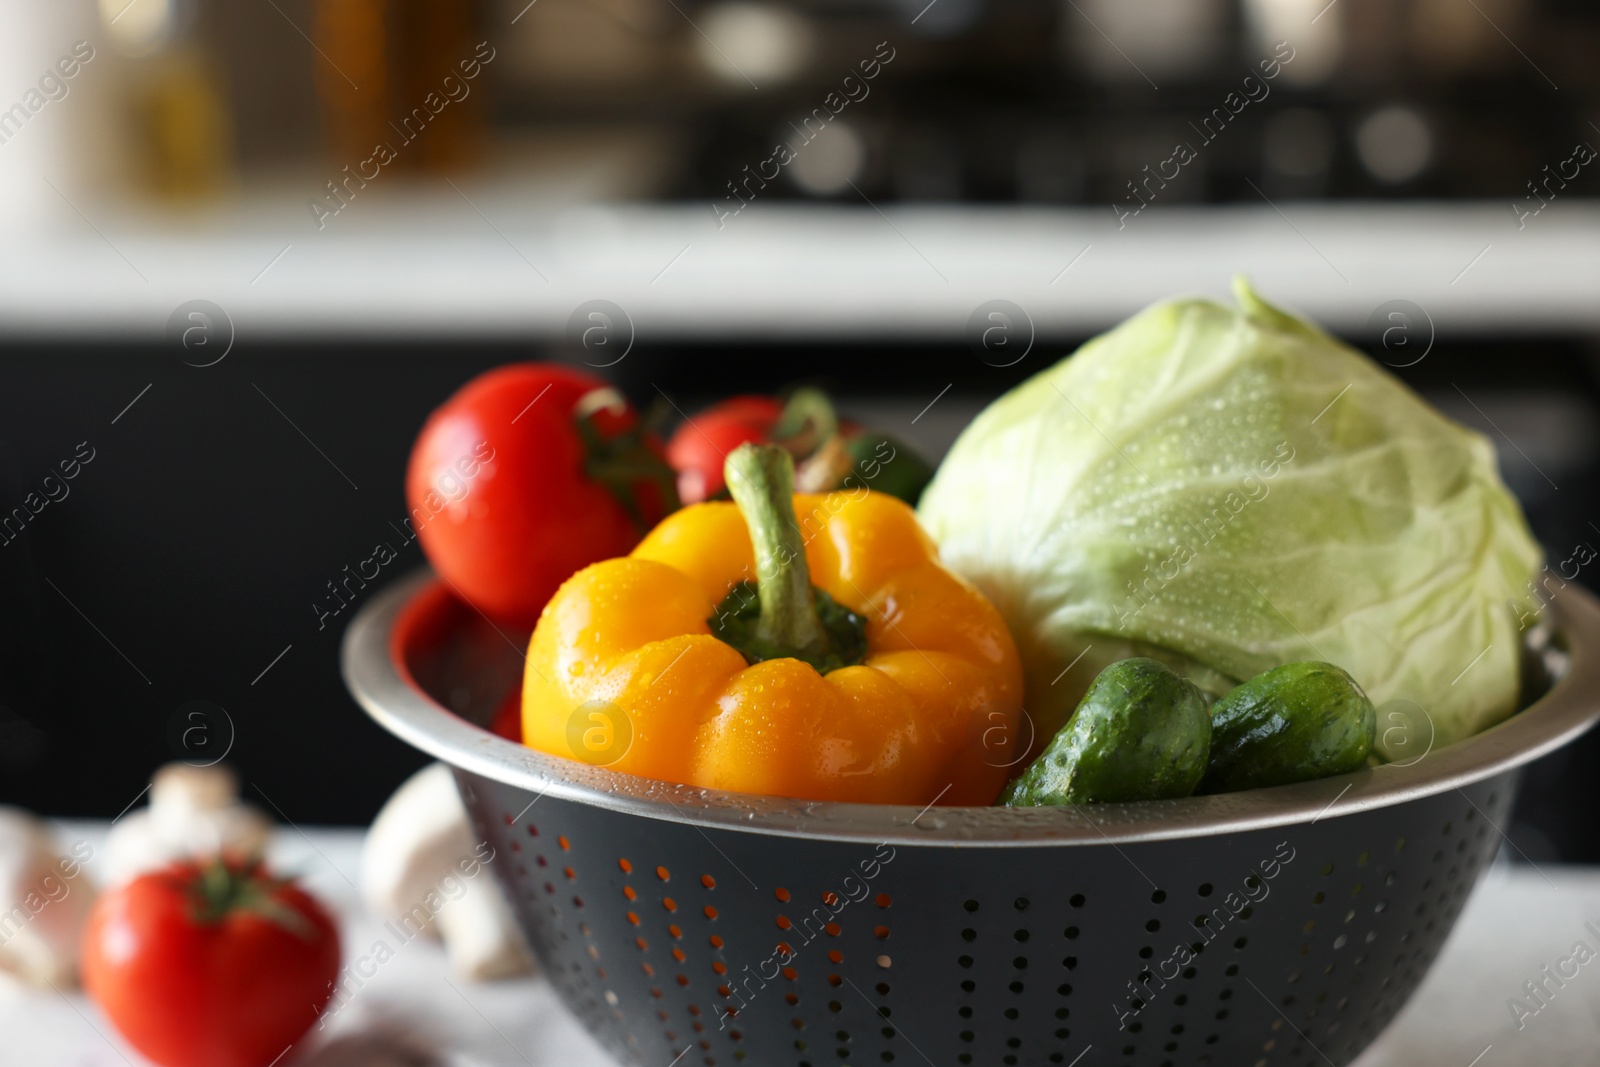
[457,768,1514,1067]
[343,571,1600,1065]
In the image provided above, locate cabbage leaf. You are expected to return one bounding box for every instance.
[919,279,1543,759]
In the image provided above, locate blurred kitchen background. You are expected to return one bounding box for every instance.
[1,0,1598,860]
[6,0,1598,208]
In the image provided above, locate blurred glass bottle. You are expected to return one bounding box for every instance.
[312,0,486,173]
[0,0,95,232]
[97,0,234,200]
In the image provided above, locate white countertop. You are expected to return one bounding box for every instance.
[3,198,1597,341]
[11,822,1600,1066]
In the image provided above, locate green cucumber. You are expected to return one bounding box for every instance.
[1000,658,1211,806]
[1199,661,1376,794]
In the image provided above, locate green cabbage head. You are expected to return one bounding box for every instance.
[919,279,1543,760]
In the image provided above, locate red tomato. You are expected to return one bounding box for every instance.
[407,364,674,630]
[666,395,784,503]
[81,858,341,1067]
[489,682,523,741]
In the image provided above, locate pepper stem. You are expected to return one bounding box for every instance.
[725,443,834,660]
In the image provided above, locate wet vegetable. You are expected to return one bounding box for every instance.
[1200,661,1376,793]
[1000,658,1210,805]
[521,444,1024,805]
[920,278,1542,760]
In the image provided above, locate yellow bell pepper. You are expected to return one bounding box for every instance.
[521,443,1023,806]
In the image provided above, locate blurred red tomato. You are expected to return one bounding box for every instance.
[489,682,523,741]
[81,858,340,1067]
[407,364,675,629]
[666,395,784,503]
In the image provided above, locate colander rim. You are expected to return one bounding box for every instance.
[342,569,1600,847]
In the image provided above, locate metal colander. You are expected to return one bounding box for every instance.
[343,572,1600,1067]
